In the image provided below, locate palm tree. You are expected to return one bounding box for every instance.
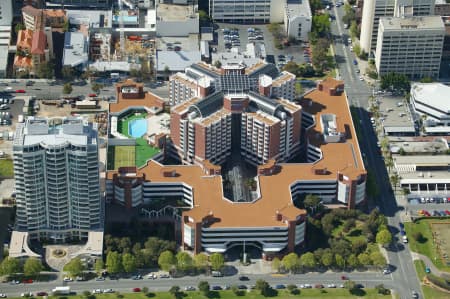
[390,173,401,192]
[385,156,394,172]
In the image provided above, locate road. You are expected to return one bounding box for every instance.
[0,79,170,101]
[0,272,395,297]
[332,2,422,298]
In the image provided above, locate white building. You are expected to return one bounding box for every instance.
[209,0,284,23]
[0,0,12,26]
[13,117,102,242]
[62,32,89,70]
[360,0,435,54]
[284,0,312,41]
[375,16,445,78]
[411,82,450,133]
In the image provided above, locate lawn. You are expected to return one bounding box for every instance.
[136,138,160,167]
[40,289,391,299]
[0,159,14,178]
[405,220,450,272]
[414,260,450,299]
[107,146,136,170]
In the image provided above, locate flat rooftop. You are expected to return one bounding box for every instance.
[390,139,448,154]
[380,16,445,30]
[157,3,197,21]
[412,82,450,113]
[63,32,88,67]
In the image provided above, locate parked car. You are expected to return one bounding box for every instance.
[341,275,348,280]
[92,289,102,294]
[95,277,105,281]
[103,289,114,293]
[0,294,7,298]
[275,284,285,289]
[184,286,195,291]
[237,285,247,290]
[15,89,26,93]
[425,267,431,273]
[327,284,336,288]
[212,286,222,290]
[35,292,47,296]
[239,276,249,281]
[314,284,324,289]
[445,210,450,215]
[132,288,141,292]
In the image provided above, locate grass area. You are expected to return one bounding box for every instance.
[115,146,136,169]
[414,260,450,299]
[405,219,450,272]
[136,138,160,167]
[0,159,14,178]
[39,289,391,299]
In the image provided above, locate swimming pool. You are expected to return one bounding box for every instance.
[128,118,147,138]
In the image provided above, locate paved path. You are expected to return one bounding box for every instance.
[411,251,450,278]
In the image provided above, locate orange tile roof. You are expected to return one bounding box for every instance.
[22,5,41,18]
[17,29,33,51]
[31,31,46,55]
[44,9,66,18]
[14,56,32,68]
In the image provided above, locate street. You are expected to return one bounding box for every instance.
[0,272,395,297]
[332,2,422,299]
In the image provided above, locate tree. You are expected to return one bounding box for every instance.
[334,254,345,269]
[357,253,371,266]
[231,285,240,296]
[118,237,131,254]
[0,257,22,276]
[255,279,271,296]
[194,253,209,272]
[390,173,400,192]
[370,251,386,268]
[23,258,43,277]
[304,194,322,214]
[36,61,54,79]
[63,19,69,32]
[210,253,225,271]
[64,257,85,278]
[295,82,303,99]
[321,213,336,235]
[158,250,176,272]
[198,280,210,296]
[176,251,193,272]
[376,229,392,247]
[94,259,104,274]
[283,61,300,75]
[62,66,75,80]
[91,83,102,94]
[198,10,210,23]
[272,257,281,273]
[169,286,180,299]
[106,251,122,274]
[375,284,390,295]
[213,60,222,69]
[15,23,25,34]
[344,280,357,293]
[121,253,136,273]
[347,254,359,269]
[164,65,171,77]
[351,239,368,255]
[412,231,424,242]
[349,21,359,39]
[380,72,410,92]
[311,14,331,39]
[281,253,299,273]
[63,83,73,94]
[299,252,316,269]
[287,284,298,295]
[321,251,334,268]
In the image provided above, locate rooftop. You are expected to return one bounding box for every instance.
[22,5,41,18]
[63,32,88,67]
[285,0,312,18]
[411,82,450,113]
[31,31,46,55]
[157,3,197,21]
[380,16,445,30]
[66,10,112,28]
[157,51,201,72]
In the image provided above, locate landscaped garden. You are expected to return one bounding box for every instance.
[414,260,450,299]
[405,219,450,272]
[0,158,14,178]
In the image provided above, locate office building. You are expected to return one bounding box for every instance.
[410,82,450,133]
[106,77,366,255]
[0,0,12,26]
[375,16,444,78]
[13,117,102,242]
[284,0,312,41]
[45,0,110,8]
[360,0,435,54]
[209,0,283,23]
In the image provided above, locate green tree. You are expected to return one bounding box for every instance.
[15,23,26,34]
[198,10,210,23]
[283,61,299,75]
[198,280,210,296]
[36,61,54,79]
[91,83,103,94]
[321,251,334,268]
[106,251,122,274]
[310,0,323,11]
[63,82,73,94]
[64,257,85,278]
[194,253,209,272]
[351,239,368,255]
[347,254,359,269]
[380,72,410,92]
[176,251,193,272]
[334,254,345,269]
[311,14,331,39]
[304,194,322,213]
[342,4,356,25]
[376,229,392,247]
[213,60,222,69]
[272,257,281,273]
[210,253,225,271]
[158,250,176,272]
[357,253,371,266]
[370,251,386,268]
[300,252,316,269]
[169,286,180,299]
[63,19,69,32]
[94,259,104,274]
[255,279,271,296]
[0,257,22,276]
[344,280,357,293]
[121,253,136,273]
[231,285,240,296]
[61,66,75,80]
[390,173,400,192]
[281,252,299,273]
[23,258,43,277]
[349,21,359,39]
[287,284,298,294]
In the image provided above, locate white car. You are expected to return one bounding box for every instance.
[4,87,12,91]
[92,289,102,294]
[383,269,391,274]
[0,294,7,298]
[103,289,114,293]
[63,277,73,282]
[327,284,336,288]
[359,76,364,81]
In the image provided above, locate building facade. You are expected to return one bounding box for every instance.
[13,117,102,242]
[209,0,284,23]
[45,0,111,8]
[0,0,12,26]
[375,16,444,78]
[284,0,312,41]
[360,0,435,54]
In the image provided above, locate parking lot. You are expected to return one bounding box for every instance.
[213,23,311,69]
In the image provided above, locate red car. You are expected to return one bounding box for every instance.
[445,210,450,215]
[15,89,26,93]
[132,288,141,292]
[36,292,47,296]
[23,279,33,283]
[341,275,348,280]
[88,93,97,97]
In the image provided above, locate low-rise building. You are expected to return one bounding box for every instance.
[284,0,312,41]
[62,32,88,70]
[14,29,51,75]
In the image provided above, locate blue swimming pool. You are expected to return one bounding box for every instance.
[128,118,147,138]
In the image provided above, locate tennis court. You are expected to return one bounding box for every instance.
[107,146,136,170]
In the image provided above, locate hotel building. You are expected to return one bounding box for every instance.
[13,117,101,242]
[106,74,366,255]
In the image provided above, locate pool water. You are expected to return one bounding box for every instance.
[129,118,147,138]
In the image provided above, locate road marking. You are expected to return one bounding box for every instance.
[271,274,287,277]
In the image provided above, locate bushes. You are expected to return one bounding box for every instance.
[426,274,450,291]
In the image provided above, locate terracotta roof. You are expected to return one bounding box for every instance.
[14,56,32,68]
[31,31,46,55]
[22,5,41,17]
[16,29,33,51]
[44,9,66,18]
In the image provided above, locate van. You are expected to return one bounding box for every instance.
[402,236,408,243]
[212,271,223,277]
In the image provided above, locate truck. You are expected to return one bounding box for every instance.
[52,286,71,295]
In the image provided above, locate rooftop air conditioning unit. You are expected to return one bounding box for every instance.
[418,172,424,177]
